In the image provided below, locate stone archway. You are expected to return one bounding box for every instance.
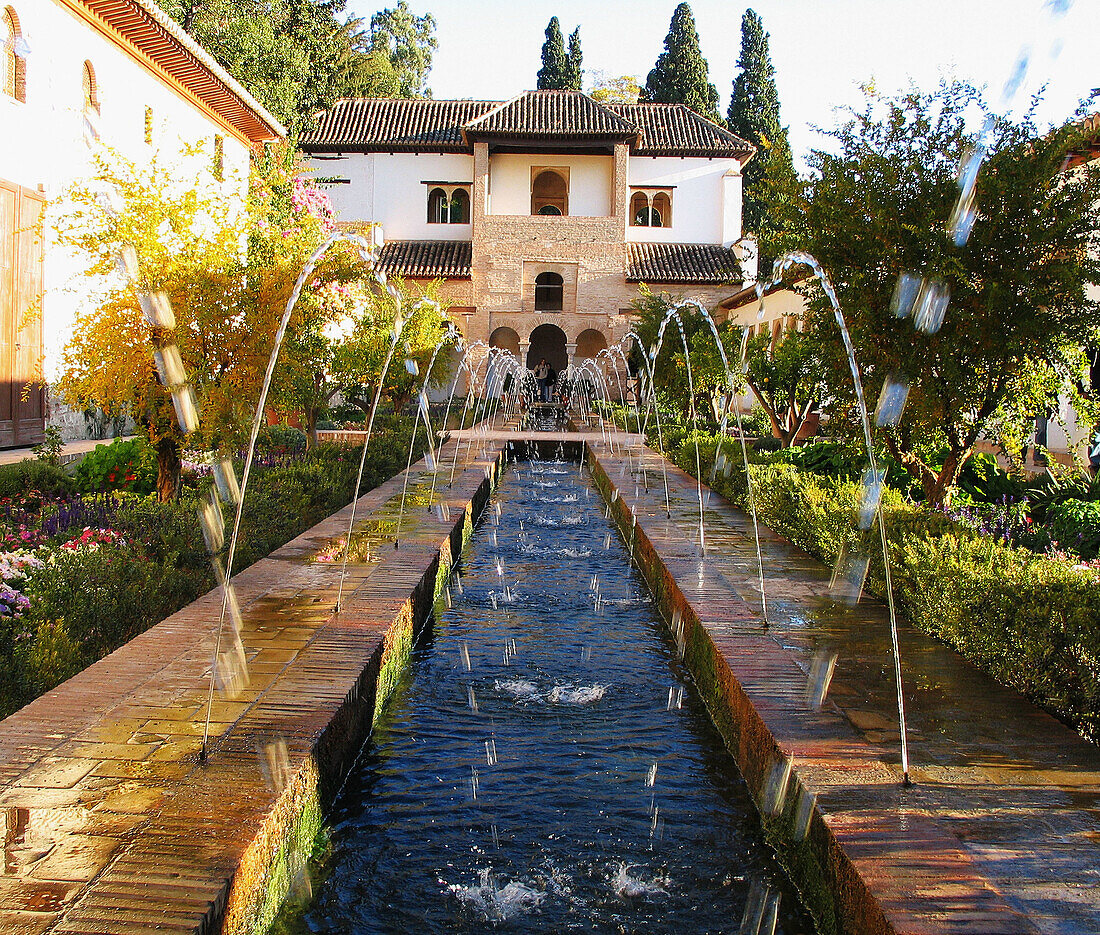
[489,326,520,356]
[527,323,567,373]
[574,328,608,362]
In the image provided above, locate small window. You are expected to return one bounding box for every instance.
[427,185,470,224]
[532,169,568,216]
[213,134,224,180]
[3,6,25,102]
[448,187,469,224]
[144,106,153,145]
[652,191,671,228]
[630,189,672,227]
[534,272,563,311]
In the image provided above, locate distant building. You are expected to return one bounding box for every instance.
[300,90,755,377]
[0,0,283,446]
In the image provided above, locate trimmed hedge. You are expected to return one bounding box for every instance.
[678,440,1100,742]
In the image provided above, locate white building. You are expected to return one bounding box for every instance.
[301,90,755,374]
[1,0,283,446]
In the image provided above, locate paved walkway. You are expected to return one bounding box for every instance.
[0,437,135,467]
[586,437,1100,934]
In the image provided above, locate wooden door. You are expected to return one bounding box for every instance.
[0,179,45,448]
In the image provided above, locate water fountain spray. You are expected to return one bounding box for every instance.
[757,250,911,785]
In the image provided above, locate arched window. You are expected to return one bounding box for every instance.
[531,169,568,216]
[534,272,563,311]
[427,187,448,224]
[448,187,469,224]
[3,6,26,103]
[82,60,99,114]
[630,189,673,227]
[651,191,671,228]
[427,185,470,224]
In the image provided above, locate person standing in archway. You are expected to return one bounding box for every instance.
[534,358,550,403]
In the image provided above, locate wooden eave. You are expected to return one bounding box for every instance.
[64,0,285,144]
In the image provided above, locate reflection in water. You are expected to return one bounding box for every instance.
[278,460,816,933]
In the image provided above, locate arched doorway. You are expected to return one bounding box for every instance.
[487,326,522,397]
[527,323,567,373]
[574,328,608,362]
[489,326,520,357]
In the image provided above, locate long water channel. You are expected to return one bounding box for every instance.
[280,457,816,933]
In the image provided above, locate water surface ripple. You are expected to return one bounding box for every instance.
[289,459,816,933]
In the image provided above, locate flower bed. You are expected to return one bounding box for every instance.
[0,430,425,719]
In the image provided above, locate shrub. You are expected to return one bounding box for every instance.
[1046,499,1100,560]
[257,424,308,454]
[955,451,1026,504]
[18,619,84,697]
[0,460,76,499]
[25,543,207,660]
[74,438,157,495]
[702,454,1100,741]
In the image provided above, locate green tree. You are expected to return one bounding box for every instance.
[642,3,721,125]
[629,286,729,426]
[804,82,1100,506]
[727,9,803,260]
[537,17,568,90]
[566,27,583,91]
[368,0,437,98]
[743,327,827,446]
[161,0,369,135]
[276,276,454,444]
[589,72,641,105]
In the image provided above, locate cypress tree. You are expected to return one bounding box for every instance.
[566,27,583,91]
[537,17,569,90]
[642,3,721,125]
[727,9,802,259]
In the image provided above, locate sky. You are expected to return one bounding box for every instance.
[347,0,1098,170]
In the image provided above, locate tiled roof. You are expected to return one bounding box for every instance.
[626,242,743,285]
[302,92,753,159]
[302,99,497,151]
[608,104,752,158]
[464,91,638,140]
[377,240,472,279]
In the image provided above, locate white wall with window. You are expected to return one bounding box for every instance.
[310,152,474,241]
[0,0,273,395]
[626,157,741,245]
[488,154,612,217]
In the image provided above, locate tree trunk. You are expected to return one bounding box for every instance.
[304,407,319,449]
[926,448,970,509]
[154,437,181,502]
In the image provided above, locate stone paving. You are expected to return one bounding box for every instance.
[0,432,504,935]
[586,437,1100,935]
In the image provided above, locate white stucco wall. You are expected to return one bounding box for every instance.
[626,156,741,245]
[487,154,612,217]
[1,0,253,381]
[307,152,475,241]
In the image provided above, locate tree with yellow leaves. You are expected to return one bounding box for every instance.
[55,142,342,500]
